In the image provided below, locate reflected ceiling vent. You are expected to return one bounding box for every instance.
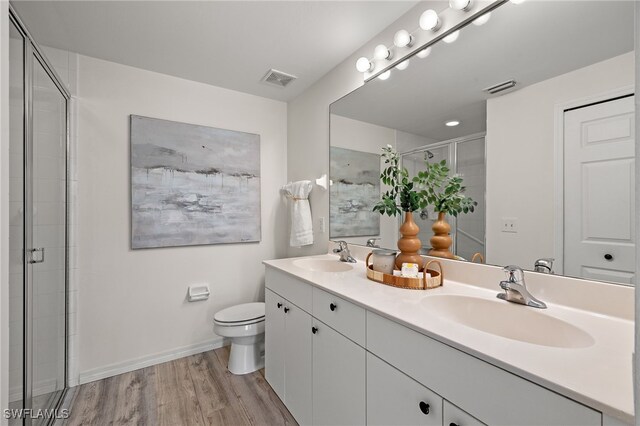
[483,79,517,95]
[261,69,297,88]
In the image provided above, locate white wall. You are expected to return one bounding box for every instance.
[486,52,634,268]
[75,55,288,383]
[1,1,10,423]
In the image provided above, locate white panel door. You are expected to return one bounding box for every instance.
[284,303,313,426]
[265,289,285,401]
[564,96,635,285]
[312,321,366,426]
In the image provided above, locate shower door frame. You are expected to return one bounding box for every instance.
[400,132,487,258]
[9,5,70,424]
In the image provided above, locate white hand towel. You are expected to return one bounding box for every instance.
[282,181,314,247]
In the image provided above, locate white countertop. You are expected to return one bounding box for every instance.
[263,253,634,424]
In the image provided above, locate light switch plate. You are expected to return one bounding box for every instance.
[501,217,518,233]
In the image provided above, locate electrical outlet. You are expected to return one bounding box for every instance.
[317,217,325,234]
[501,217,518,233]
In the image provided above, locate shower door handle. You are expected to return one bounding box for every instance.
[28,248,45,264]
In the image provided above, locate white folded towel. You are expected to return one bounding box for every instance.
[282,181,314,247]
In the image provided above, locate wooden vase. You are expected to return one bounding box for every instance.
[396,211,424,269]
[429,212,455,259]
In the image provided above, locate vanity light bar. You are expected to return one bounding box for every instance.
[356,0,479,77]
[484,79,517,94]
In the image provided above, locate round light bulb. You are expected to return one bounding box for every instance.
[416,47,432,59]
[419,10,440,31]
[443,30,460,44]
[393,30,413,48]
[449,0,472,11]
[445,120,460,127]
[395,60,409,71]
[378,70,391,81]
[356,57,372,73]
[374,44,391,60]
[473,12,491,26]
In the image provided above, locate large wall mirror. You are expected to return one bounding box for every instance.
[329,1,635,285]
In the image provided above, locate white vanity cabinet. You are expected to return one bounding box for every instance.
[367,352,443,426]
[266,268,366,426]
[312,319,366,425]
[264,265,608,426]
[444,401,485,426]
[367,311,601,426]
[265,288,313,425]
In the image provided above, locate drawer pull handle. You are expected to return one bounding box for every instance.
[277,303,282,309]
[418,401,430,415]
[604,253,613,261]
[284,307,290,313]
[330,303,337,311]
[449,423,458,426]
[312,327,318,334]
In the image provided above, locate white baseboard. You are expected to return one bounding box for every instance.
[77,338,227,385]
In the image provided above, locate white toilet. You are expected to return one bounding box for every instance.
[213,302,265,375]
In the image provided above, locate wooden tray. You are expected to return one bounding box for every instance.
[365,254,443,290]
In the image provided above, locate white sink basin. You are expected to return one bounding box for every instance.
[293,258,354,273]
[422,295,594,348]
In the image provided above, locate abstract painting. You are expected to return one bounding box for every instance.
[130,115,261,249]
[330,147,380,237]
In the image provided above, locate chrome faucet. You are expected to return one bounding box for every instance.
[534,258,554,274]
[366,238,380,248]
[332,241,357,263]
[497,265,546,309]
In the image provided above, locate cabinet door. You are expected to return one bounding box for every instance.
[444,401,485,426]
[265,290,286,401]
[367,353,443,426]
[284,303,313,425]
[312,321,366,426]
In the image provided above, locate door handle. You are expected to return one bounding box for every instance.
[28,248,45,264]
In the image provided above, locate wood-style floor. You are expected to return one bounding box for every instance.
[61,346,297,426]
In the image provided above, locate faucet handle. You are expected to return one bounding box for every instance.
[502,265,525,283]
[332,240,348,252]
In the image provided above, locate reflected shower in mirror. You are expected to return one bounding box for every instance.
[329,1,635,285]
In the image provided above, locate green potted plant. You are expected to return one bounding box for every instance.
[373,145,477,264]
[373,145,426,268]
[413,160,477,259]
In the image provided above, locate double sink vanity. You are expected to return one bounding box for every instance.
[263,245,634,425]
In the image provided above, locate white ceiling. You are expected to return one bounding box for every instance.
[11,0,419,102]
[331,1,634,141]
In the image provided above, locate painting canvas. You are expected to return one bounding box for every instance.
[330,147,380,238]
[130,115,261,249]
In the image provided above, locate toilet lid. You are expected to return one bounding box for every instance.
[214,302,265,324]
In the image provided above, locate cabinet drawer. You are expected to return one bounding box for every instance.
[444,401,485,426]
[367,352,443,426]
[265,267,312,313]
[367,312,601,426]
[312,287,365,346]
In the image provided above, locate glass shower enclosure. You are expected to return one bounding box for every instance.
[401,134,486,261]
[9,7,69,425]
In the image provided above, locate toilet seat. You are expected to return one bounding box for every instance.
[214,302,265,327]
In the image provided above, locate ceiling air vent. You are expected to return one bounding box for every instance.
[483,79,517,95]
[261,69,297,88]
